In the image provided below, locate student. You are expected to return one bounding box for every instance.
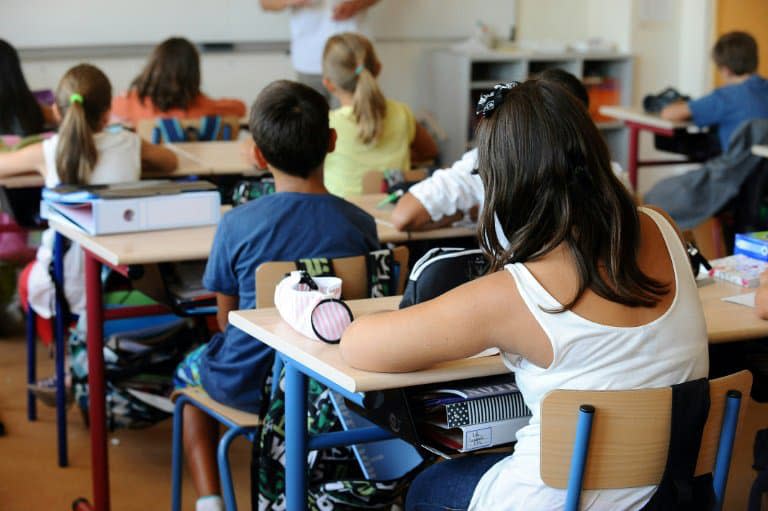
[0,39,54,135]
[340,80,709,510]
[111,37,247,126]
[0,63,177,348]
[661,31,768,152]
[173,80,378,511]
[391,68,627,232]
[321,32,437,197]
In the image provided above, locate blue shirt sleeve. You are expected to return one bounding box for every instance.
[688,90,726,128]
[202,216,238,296]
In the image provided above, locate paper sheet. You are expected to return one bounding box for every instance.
[469,347,500,359]
[721,292,756,308]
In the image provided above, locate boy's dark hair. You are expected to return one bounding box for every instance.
[0,39,45,136]
[712,31,758,75]
[131,37,201,112]
[249,80,330,178]
[538,68,590,108]
[476,79,668,312]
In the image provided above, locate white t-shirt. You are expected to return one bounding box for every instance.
[468,208,709,510]
[28,130,141,318]
[289,0,370,75]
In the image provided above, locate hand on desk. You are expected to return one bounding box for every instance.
[756,269,768,319]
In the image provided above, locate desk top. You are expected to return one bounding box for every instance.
[752,145,768,159]
[348,194,476,242]
[599,106,692,131]
[229,296,508,393]
[230,280,768,393]
[49,217,218,266]
[0,173,45,189]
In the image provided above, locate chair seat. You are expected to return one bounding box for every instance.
[172,387,262,428]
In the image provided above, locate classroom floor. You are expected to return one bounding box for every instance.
[0,330,766,511]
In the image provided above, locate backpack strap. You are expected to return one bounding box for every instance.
[640,378,714,511]
[156,118,187,143]
[365,248,394,297]
[198,115,222,141]
[295,258,335,277]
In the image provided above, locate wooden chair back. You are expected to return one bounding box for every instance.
[254,246,409,309]
[361,169,428,194]
[540,370,752,490]
[136,115,241,142]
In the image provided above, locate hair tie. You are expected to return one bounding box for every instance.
[69,93,84,105]
[354,64,365,76]
[475,82,520,118]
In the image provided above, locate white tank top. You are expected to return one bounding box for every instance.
[469,208,709,511]
[27,130,141,318]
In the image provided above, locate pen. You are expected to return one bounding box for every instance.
[377,189,404,207]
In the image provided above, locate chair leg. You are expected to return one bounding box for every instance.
[218,426,246,511]
[713,390,743,511]
[26,307,36,421]
[171,396,189,511]
[53,231,68,467]
[565,404,595,511]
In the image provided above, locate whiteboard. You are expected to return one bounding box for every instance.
[4,0,516,48]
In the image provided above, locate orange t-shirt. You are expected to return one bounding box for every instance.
[111,90,247,126]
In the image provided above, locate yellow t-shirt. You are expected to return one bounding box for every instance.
[325,98,416,197]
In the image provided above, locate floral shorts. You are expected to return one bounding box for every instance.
[173,343,207,390]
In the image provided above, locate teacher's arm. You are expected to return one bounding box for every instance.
[260,0,313,11]
[332,0,379,20]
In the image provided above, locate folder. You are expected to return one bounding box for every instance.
[43,180,221,235]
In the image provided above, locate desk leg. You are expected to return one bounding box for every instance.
[284,363,308,511]
[85,251,110,511]
[628,124,640,192]
[53,232,68,467]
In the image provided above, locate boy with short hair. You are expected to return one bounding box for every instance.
[175,80,379,511]
[662,31,768,151]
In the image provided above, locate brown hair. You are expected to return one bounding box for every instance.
[322,33,386,144]
[476,79,668,311]
[54,64,112,185]
[131,37,201,112]
[712,31,758,75]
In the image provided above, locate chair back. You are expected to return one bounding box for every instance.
[136,115,240,143]
[254,246,409,309]
[540,370,752,490]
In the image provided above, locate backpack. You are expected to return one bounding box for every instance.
[400,247,488,308]
[150,115,233,143]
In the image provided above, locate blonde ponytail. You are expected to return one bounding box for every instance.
[323,33,387,145]
[53,64,112,185]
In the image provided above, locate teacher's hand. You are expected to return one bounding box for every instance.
[332,0,377,20]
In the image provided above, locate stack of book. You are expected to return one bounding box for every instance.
[410,375,531,453]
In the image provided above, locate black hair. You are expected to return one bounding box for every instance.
[538,68,590,108]
[249,80,330,178]
[131,37,201,112]
[0,39,46,136]
[712,31,758,75]
[477,79,668,311]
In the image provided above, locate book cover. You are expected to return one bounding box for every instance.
[709,254,768,288]
[329,392,423,481]
[442,392,531,428]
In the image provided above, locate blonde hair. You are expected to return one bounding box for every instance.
[54,64,112,185]
[323,33,386,145]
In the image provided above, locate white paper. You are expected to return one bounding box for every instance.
[469,347,500,359]
[721,292,756,308]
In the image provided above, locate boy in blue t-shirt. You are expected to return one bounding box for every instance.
[175,80,378,511]
[662,31,768,151]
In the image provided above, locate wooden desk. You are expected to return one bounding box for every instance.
[228,281,768,511]
[599,105,695,191]
[0,173,44,189]
[348,194,476,243]
[159,140,256,177]
[752,145,768,159]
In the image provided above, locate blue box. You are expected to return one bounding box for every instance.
[734,232,768,261]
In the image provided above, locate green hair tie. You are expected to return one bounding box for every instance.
[69,93,84,105]
[354,65,365,76]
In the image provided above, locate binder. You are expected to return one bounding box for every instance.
[420,417,530,453]
[42,180,221,235]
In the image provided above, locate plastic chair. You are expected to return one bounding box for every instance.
[170,246,409,511]
[540,370,753,511]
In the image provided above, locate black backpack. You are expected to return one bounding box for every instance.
[400,247,488,308]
